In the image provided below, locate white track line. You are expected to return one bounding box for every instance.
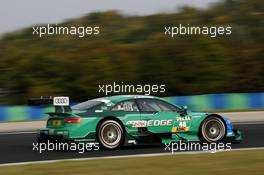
[0,147,264,167]
[0,131,37,135]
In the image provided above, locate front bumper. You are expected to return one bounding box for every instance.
[223,117,242,143]
[226,129,242,143]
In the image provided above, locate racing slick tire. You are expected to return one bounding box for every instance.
[200,116,226,143]
[97,120,125,149]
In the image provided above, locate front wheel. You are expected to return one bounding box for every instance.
[97,120,124,149]
[200,116,226,143]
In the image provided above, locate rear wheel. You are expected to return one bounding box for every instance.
[200,116,226,142]
[97,120,124,149]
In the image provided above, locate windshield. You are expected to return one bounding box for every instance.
[71,100,104,110]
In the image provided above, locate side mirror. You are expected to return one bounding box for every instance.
[182,106,188,110]
[181,106,188,115]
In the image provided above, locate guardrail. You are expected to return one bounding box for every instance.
[0,92,263,122]
[0,106,53,122]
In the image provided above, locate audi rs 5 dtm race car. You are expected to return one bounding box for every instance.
[38,95,242,149]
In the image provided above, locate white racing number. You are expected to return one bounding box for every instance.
[53,97,69,106]
[179,121,187,127]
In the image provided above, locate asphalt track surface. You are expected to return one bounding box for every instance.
[0,123,263,164]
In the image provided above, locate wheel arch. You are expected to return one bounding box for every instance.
[199,113,227,141]
[96,116,126,137]
[95,116,127,149]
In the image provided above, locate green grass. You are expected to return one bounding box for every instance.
[1,150,264,175]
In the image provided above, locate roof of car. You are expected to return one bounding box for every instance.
[106,95,163,104]
[75,95,177,108]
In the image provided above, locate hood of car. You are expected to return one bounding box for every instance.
[190,111,208,117]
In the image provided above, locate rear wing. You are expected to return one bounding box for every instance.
[27,96,53,106]
[46,111,72,117]
[28,96,72,113]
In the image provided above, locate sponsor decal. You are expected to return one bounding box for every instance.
[176,116,191,121]
[127,120,172,127]
[130,121,147,127]
[52,120,61,126]
[172,127,189,132]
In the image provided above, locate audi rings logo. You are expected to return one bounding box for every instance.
[53,97,69,106]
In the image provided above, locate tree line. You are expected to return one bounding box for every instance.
[0,0,263,104]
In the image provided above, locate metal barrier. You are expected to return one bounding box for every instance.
[0,92,263,122]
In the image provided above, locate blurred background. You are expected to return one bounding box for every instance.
[0,0,263,107]
[0,2,264,172]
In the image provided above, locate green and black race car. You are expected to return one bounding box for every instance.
[38,95,242,149]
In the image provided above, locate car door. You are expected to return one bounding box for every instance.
[111,99,141,135]
[137,98,192,134]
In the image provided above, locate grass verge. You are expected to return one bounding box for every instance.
[1,149,264,175]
